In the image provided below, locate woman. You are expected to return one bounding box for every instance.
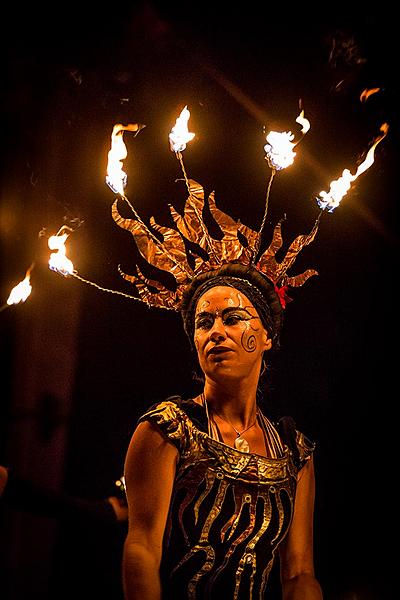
[122,263,323,599]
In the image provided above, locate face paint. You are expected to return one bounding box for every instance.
[194,286,271,380]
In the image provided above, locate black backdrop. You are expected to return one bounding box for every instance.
[1,3,398,598]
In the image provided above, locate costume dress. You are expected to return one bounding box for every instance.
[139,396,315,600]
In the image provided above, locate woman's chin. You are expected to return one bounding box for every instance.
[207,364,239,380]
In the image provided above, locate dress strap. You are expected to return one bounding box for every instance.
[258,412,285,458]
[277,415,301,468]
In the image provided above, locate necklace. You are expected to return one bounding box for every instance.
[212,407,258,453]
[201,394,284,457]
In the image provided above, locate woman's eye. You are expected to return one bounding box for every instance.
[224,313,246,325]
[195,318,213,330]
[223,316,238,325]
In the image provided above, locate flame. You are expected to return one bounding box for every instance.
[296,109,311,135]
[360,88,381,102]
[169,106,195,153]
[264,109,310,171]
[106,123,145,195]
[7,266,33,305]
[317,123,389,212]
[48,226,74,276]
[264,130,297,170]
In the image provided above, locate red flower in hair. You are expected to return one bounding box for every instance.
[274,284,292,309]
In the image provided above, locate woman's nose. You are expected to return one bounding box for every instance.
[209,318,226,342]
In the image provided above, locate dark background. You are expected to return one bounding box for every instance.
[1,3,398,598]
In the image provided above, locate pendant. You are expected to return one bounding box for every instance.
[234,437,250,453]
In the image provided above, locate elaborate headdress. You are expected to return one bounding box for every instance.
[111,171,319,346]
[107,110,387,344]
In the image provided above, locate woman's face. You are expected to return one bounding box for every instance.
[193,285,272,381]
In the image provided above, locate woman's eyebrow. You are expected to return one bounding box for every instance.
[195,311,213,320]
[222,307,253,318]
[195,307,252,319]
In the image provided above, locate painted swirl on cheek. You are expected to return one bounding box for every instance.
[241,323,256,353]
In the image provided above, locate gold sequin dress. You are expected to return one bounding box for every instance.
[138,396,315,599]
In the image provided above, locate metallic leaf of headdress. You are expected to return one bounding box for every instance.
[169,179,221,267]
[117,265,182,310]
[208,193,259,264]
[257,219,319,286]
[112,180,319,309]
[112,200,192,284]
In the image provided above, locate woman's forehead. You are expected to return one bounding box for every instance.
[195,285,254,313]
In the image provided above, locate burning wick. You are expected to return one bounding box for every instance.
[48,226,75,276]
[169,105,195,153]
[106,122,149,229]
[316,123,389,212]
[264,109,310,172]
[167,105,215,263]
[48,222,147,302]
[1,264,34,312]
[256,110,311,256]
[106,123,145,197]
[169,106,195,195]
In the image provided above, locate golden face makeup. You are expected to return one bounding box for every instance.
[195,305,261,351]
[194,286,271,378]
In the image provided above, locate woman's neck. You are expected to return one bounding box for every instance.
[201,379,259,425]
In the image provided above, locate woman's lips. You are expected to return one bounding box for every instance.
[207,347,233,356]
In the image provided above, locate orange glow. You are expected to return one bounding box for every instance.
[360,88,381,102]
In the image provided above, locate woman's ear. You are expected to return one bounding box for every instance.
[263,330,272,352]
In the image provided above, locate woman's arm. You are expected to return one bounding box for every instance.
[122,419,178,600]
[279,455,323,599]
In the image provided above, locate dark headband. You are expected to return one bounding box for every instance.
[181,274,281,347]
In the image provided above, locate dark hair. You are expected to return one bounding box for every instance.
[180,263,284,349]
